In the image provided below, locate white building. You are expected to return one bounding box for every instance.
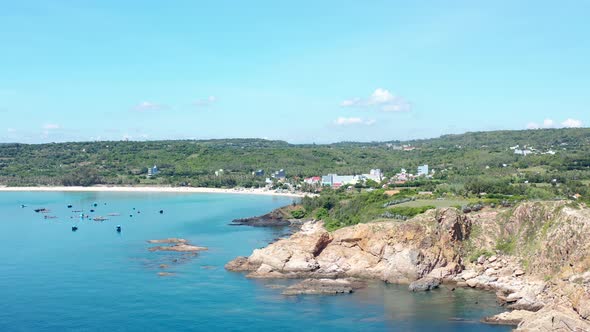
[417,165,429,177]
[147,165,159,177]
[321,174,361,188]
[514,149,532,156]
[362,169,383,182]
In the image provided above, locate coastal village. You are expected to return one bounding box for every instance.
[146,163,433,194]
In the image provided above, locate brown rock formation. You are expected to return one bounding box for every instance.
[226,208,470,283]
[148,243,207,252]
[227,202,590,330]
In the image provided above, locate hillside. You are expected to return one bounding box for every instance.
[0,129,589,202]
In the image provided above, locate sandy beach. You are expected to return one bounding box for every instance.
[0,185,310,198]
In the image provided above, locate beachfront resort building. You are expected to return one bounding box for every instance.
[304,176,321,185]
[363,169,383,182]
[147,165,159,177]
[417,165,429,177]
[321,174,360,188]
[272,169,286,179]
[320,169,383,188]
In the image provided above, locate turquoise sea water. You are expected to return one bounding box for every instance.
[0,192,510,331]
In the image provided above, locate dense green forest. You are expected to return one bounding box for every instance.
[0,128,589,202]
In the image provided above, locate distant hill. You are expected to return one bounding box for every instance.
[0,128,589,190]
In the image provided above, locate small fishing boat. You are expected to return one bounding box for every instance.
[71,226,78,231]
[93,216,108,221]
[159,210,164,214]
[34,208,48,213]
[116,225,121,232]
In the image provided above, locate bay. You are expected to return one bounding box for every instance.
[0,192,509,331]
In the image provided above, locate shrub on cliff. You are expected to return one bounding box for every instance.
[290,209,306,219]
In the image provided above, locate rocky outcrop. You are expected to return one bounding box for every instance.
[516,305,590,331]
[281,278,366,295]
[227,203,590,330]
[482,310,535,326]
[148,239,207,252]
[226,208,470,283]
[453,255,547,312]
[230,206,308,227]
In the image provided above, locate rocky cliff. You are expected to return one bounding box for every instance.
[227,208,470,282]
[226,202,590,331]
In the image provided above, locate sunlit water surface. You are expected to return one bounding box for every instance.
[0,192,510,331]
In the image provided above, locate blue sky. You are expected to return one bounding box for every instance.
[1,0,589,143]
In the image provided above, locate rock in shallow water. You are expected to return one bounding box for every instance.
[482,310,535,326]
[148,243,207,252]
[225,256,260,272]
[408,277,441,292]
[281,278,366,295]
[147,238,188,244]
[157,272,175,277]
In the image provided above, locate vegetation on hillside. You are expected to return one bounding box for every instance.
[0,128,589,206]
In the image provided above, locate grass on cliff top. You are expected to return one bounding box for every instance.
[300,189,441,231]
[393,198,469,209]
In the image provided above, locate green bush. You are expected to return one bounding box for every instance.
[324,217,342,231]
[388,205,436,218]
[290,209,306,219]
[314,207,329,220]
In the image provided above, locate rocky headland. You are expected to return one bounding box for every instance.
[230,205,308,227]
[226,201,590,331]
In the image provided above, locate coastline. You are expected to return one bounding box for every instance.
[0,185,309,198]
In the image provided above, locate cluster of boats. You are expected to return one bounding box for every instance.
[25,202,164,233]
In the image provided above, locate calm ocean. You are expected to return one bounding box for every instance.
[0,192,509,331]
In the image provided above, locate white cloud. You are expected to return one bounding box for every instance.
[526,118,584,130]
[133,101,166,111]
[334,117,376,126]
[561,118,583,128]
[6,128,16,133]
[368,88,395,104]
[341,88,411,112]
[194,96,217,107]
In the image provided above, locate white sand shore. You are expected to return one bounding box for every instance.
[0,186,310,198]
